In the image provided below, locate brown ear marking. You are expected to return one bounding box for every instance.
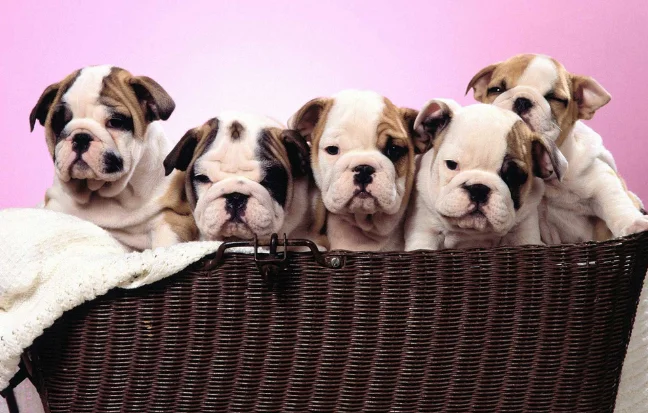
[413,100,457,154]
[129,76,176,122]
[164,128,200,176]
[164,118,219,176]
[288,97,331,142]
[29,82,61,131]
[465,63,499,102]
[531,136,568,181]
[399,107,419,136]
[281,129,311,178]
[571,74,611,120]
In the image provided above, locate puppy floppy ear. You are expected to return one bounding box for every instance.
[532,135,568,181]
[571,75,611,120]
[281,129,311,178]
[413,99,460,153]
[465,63,499,102]
[288,97,331,142]
[30,82,61,131]
[399,106,420,142]
[129,76,176,122]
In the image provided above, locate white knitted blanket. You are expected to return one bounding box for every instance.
[0,208,223,391]
[0,208,646,412]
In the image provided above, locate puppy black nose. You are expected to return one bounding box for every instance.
[353,164,376,188]
[224,192,249,219]
[72,133,93,154]
[465,184,491,204]
[513,97,533,115]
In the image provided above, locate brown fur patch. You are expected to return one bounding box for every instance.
[229,121,244,140]
[98,68,150,139]
[31,70,82,156]
[504,120,535,201]
[378,98,415,179]
[159,171,198,242]
[291,97,333,172]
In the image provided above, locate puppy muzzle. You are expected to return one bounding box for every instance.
[193,177,285,241]
[435,170,516,234]
[323,152,402,215]
[55,121,127,184]
[493,87,560,141]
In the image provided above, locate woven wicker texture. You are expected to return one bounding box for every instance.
[31,232,648,413]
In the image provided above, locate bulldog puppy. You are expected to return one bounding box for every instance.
[163,112,320,243]
[288,90,425,251]
[466,54,648,243]
[405,100,566,250]
[30,65,196,251]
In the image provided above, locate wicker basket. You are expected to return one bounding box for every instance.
[22,232,648,413]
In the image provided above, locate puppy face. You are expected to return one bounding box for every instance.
[30,65,175,195]
[415,101,566,234]
[289,90,421,217]
[164,112,310,241]
[466,54,611,145]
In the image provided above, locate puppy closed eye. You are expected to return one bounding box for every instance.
[383,138,408,163]
[544,93,569,107]
[106,114,134,131]
[193,174,211,184]
[445,160,458,170]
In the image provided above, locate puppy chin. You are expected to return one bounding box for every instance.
[436,188,515,234]
[55,144,126,184]
[195,193,283,241]
[325,172,401,215]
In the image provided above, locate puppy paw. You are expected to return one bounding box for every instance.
[620,217,648,237]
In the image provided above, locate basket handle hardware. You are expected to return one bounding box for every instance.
[201,233,346,276]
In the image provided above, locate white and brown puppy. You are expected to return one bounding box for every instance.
[289,90,424,251]
[30,65,196,250]
[163,112,319,243]
[405,100,567,250]
[467,54,648,243]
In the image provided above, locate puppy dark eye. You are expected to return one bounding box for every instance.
[106,115,133,131]
[383,140,408,163]
[325,146,339,155]
[445,160,458,170]
[193,174,211,184]
[487,86,504,95]
[544,93,569,107]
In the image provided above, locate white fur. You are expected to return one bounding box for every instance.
[191,112,314,242]
[302,90,411,251]
[44,67,182,251]
[517,55,558,94]
[405,103,545,251]
[494,58,648,242]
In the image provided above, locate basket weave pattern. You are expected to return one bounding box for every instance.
[31,232,648,412]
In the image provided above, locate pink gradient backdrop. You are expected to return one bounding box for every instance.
[1,0,647,208]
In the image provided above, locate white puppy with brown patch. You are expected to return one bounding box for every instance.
[30,65,196,251]
[405,100,567,250]
[467,54,648,243]
[289,90,425,251]
[163,112,319,243]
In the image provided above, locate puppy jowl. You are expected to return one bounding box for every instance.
[31,65,174,196]
[405,101,566,251]
[467,53,648,242]
[164,112,313,242]
[29,65,199,251]
[289,90,423,251]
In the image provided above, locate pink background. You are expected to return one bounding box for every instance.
[1,0,647,209]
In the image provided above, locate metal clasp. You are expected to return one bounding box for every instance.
[254,233,288,288]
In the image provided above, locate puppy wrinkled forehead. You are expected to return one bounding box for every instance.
[442,105,521,167]
[516,55,560,93]
[62,65,113,116]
